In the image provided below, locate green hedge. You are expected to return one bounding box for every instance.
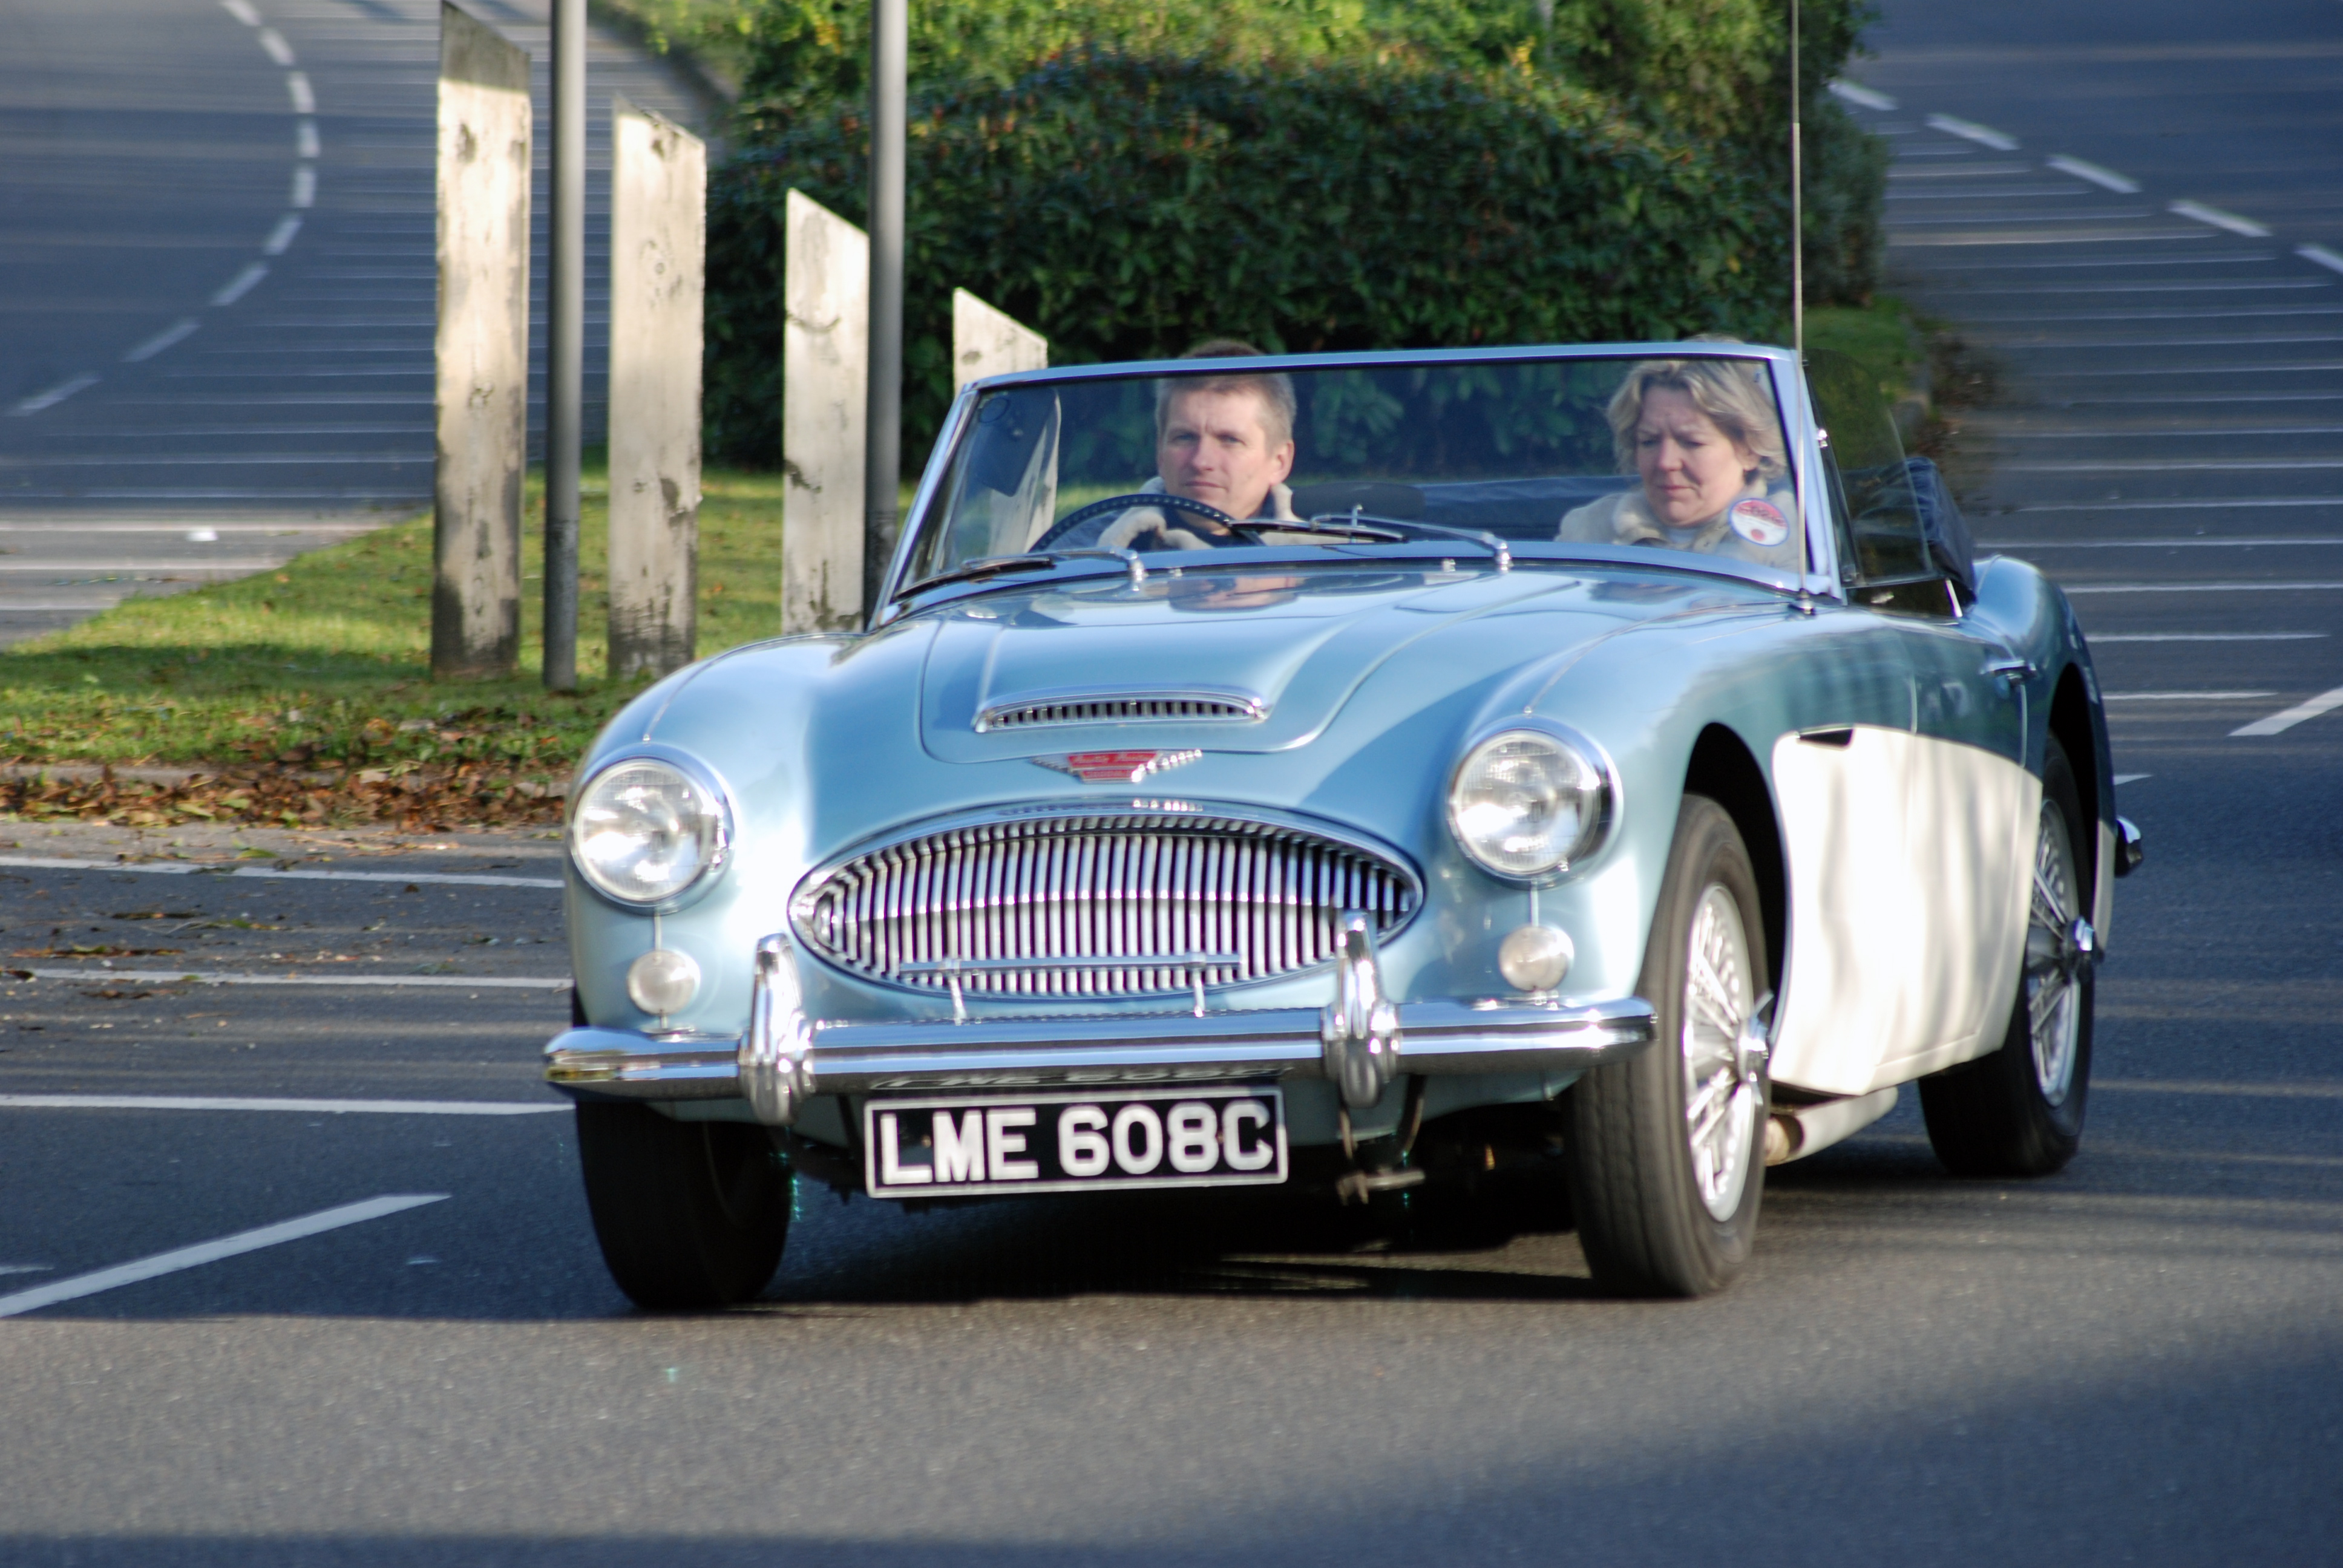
[706,50,1783,466]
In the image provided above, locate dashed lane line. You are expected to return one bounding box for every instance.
[2232,687,2343,737]
[2063,581,2343,594]
[2089,632,2326,642]
[2302,246,2343,276]
[1925,113,2019,150]
[1828,80,1897,111]
[0,1095,564,1116]
[1981,538,2343,547]
[0,1194,447,1318]
[2170,200,2272,238]
[2046,155,2140,193]
[2101,691,2275,701]
[0,854,561,889]
[9,376,100,416]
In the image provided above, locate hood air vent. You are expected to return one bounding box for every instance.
[975,688,1267,733]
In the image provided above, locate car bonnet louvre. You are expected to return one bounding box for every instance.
[792,811,1417,998]
[974,690,1267,731]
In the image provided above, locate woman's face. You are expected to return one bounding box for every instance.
[1634,387,1759,528]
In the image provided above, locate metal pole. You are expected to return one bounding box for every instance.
[545,0,585,690]
[863,0,906,615]
[1791,0,1803,358]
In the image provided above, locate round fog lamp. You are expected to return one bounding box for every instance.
[1498,924,1574,993]
[627,948,701,1017]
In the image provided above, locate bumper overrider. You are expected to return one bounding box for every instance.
[545,913,1657,1126]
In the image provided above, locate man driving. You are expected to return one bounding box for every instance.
[1101,339,1302,550]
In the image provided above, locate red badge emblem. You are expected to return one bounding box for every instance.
[1729,497,1789,547]
[1032,749,1202,783]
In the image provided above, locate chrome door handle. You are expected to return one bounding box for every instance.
[1982,656,2034,685]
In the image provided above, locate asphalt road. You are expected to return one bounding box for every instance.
[3,0,2342,1562]
[0,0,706,643]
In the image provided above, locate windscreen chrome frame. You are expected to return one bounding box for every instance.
[877,343,1847,622]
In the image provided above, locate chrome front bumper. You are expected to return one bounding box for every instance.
[545,923,1657,1128]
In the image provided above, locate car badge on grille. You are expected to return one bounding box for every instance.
[1032,749,1203,784]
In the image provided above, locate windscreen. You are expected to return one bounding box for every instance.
[901,354,1804,592]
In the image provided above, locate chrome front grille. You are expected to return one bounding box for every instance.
[975,690,1265,731]
[793,811,1417,998]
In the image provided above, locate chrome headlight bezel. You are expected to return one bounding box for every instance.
[566,746,736,912]
[1444,719,1617,884]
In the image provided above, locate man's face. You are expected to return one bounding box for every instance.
[1156,387,1295,523]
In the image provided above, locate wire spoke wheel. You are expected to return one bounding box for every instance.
[1570,794,1769,1297]
[2027,804,2082,1107]
[1682,885,1758,1220]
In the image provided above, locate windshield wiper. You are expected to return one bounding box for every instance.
[1305,509,1512,573]
[904,546,1145,598]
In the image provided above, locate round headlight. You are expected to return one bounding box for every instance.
[569,756,730,907]
[1447,727,1610,879]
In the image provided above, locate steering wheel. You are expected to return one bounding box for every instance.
[1032,491,1248,552]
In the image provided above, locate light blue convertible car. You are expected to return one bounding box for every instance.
[545,342,2139,1307]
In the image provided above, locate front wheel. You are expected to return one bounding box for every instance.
[1569,794,1770,1298]
[575,1102,793,1310]
[1919,735,2094,1177]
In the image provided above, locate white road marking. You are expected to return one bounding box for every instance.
[211,263,268,307]
[256,26,294,64]
[1992,425,2343,438]
[1888,185,2099,200]
[287,71,313,114]
[1985,537,2343,548]
[2089,632,2326,642]
[2102,691,2274,701]
[263,216,301,255]
[1829,80,1897,110]
[2112,773,2152,785]
[1889,162,2034,179]
[1998,459,2343,473]
[2096,1079,2343,1099]
[291,167,315,208]
[2169,200,2271,237]
[0,1194,447,1319]
[122,319,201,364]
[2232,686,2343,736]
[0,853,560,889]
[2019,499,2343,514]
[10,374,99,415]
[1976,334,2343,348]
[0,1265,51,1276]
[297,119,320,158]
[2065,581,2343,593]
[220,0,259,22]
[1926,113,2019,150]
[2302,245,2343,276]
[13,968,568,989]
[2045,154,2139,192]
[0,1095,564,1116]
[1890,228,2210,247]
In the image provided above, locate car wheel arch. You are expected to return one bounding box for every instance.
[2047,663,2102,891]
[1682,724,1788,999]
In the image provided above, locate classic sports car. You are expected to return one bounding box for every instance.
[545,342,2141,1307]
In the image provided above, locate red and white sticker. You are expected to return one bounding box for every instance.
[1729,497,1789,547]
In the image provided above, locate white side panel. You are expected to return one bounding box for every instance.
[1872,733,2037,1088]
[1768,728,1930,1097]
[1768,728,2038,1097]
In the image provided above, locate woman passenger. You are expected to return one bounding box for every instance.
[1558,348,1801,573]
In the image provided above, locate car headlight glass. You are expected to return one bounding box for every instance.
[1447,728,1609,878]
[569,756,729,906]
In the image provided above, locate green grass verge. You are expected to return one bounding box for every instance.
[0,462,789,782]
[1804,295,1926,407]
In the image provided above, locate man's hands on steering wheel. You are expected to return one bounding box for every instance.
[1033,492,1252,551]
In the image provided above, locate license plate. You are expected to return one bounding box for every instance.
[862,1085,1286,1198]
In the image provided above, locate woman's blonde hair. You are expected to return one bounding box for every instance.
[1607,338,1788,483]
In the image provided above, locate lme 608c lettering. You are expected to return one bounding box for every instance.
[863,1086,1288,1197]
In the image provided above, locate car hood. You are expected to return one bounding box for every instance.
[918,565,1663,762]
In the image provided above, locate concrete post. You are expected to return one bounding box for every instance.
[543,0,585,691]
[432,2,530,680]
[606,97,706,679]
[782,189,867,635]
[951,289,1048,392]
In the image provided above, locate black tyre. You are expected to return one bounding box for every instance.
[1919,736,2094,1177]
[575,1101,793,1310]
[1570,794,1771,1298]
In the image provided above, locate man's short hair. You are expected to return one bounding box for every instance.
[1155,338,1297,450]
